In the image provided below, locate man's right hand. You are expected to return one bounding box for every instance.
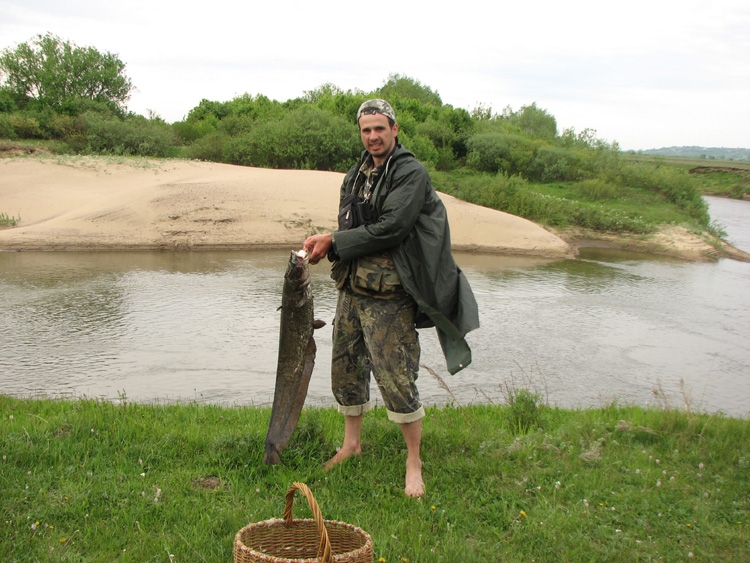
[303,233,333,265]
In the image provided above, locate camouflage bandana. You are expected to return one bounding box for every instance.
[356,99,397,124]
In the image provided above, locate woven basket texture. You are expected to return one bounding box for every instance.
[233,482,373,563]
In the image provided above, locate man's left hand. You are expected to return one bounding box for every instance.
[303,233,333,265]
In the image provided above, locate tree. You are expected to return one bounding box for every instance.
[506,103,557,141]
[0,33,133,114]
[377,74,442,106]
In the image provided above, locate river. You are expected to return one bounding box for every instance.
[1,196,748,417]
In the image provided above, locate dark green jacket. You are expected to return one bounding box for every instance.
[331,145,480,374]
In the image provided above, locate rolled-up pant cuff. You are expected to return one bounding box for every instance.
[337,400,373,417]
[386,406,425,424]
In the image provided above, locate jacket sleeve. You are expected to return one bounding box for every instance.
[333,159,427,262]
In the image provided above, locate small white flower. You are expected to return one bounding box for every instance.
[698,463,704,470]
[140,473,145,477]
[657,480,662,487]
[670,476,675,482]
[555,481,561,489]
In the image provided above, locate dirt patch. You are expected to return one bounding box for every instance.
[192,476,224,490]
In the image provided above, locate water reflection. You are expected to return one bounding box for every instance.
[1,200,749,418]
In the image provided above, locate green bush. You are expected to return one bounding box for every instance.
[528,146,582,182]
[224,106,359,171]
[466,132,541,175]
[42,113,77,139]
[6,114,43,138]
[73,112,176,157]
[172,117,217,144]
[217,114,256,137]
[400,132,440,168]
[416,118,455,150]
[184,132,227,161]
[0,114,17,139]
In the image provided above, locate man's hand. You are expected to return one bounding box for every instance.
[303,233,333,265]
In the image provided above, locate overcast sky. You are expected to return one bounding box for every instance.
[2,0,748,151]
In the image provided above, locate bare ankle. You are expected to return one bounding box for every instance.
[323,444,361,470]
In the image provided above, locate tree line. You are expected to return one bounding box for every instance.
[1,33,712,236]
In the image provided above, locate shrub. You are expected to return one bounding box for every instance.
[529,146,582,182]
[466,132,541,175]
[223,106,360,172]
[0,114,17,139]
[184,132,227,162]
[416,118,455,150]
[172,118,217,144]
[43,113,76,139]
[74,112,176,157]
[7,114,43,138]
[400,132,440,168]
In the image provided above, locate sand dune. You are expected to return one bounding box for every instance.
[0,157,574,257]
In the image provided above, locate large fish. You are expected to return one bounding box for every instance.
[263,249,325,465]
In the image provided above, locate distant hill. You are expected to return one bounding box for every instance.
[638,146,750,162]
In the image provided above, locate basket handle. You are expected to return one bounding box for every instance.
[283,482,333,563]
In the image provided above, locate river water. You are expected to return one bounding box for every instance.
[1,196,748,417]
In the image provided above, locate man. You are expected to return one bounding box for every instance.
[303,99,479,498]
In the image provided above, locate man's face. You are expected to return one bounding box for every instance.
[359,113,398,164]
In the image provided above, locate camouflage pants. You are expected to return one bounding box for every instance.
[331,288,424,423]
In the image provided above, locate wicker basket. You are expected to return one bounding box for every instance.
[233,482,374,563]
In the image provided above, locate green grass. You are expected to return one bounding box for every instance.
[2,395,748,562]
[0,212,20,227]
[625,154,750,199]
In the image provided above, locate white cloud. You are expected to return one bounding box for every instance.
[1,0,748,150]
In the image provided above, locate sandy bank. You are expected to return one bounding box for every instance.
[0,157,573,257]
[1,156,746,262]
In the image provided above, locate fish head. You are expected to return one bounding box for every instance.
[285,250,311,300]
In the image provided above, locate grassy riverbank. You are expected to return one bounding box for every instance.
[2,395,747,562]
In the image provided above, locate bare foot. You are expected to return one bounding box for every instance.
[323,445,361,471]
[404,458,424,498]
